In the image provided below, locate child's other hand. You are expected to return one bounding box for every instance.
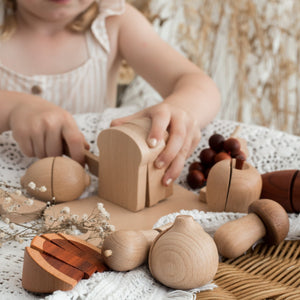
[110,103,201,186]
[8,95,89,165]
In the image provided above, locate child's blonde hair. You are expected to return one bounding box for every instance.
[0,0,99,39]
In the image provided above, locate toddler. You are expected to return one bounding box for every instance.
[0,0,220,185]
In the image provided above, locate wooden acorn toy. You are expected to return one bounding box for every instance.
[206,158,262,212]
[102,223,172,271]
[260,170,300,213]
[20,156,91,203]
[213,199,289,259]
[148,215,219,290]
[22,233,107,293]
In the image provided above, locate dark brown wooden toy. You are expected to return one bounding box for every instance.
[22,233,107,293]
[260,170,300,212]
[213,199,289,258]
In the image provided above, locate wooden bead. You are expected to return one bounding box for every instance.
[209,133,225,152]
[149,215,218,289]
[214,152,231,163]
[187,170,206,189]
[188,161,206,173]
[199,148,216,166]
[223,138,241,156]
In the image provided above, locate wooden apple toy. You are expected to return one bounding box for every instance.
[260,170,300,212]
[148,215,219,290]
[213,199,289,258]
[102,223,171,271]
[206,158,262,212]
[21,156,91,203]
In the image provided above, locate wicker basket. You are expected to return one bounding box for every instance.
[197,240,300,300]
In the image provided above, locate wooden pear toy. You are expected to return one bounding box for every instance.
[148,215,219,290]
[21,156,91,203]
[260,169,300,213]
[206,158,262,212]
[213,199,289,259]
[22,233,107,293]
[102,223,171,271]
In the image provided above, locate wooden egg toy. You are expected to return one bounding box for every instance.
[102,223,171,271]
[21,156,91,203]
[22,233,107,293]
[214,199,289,258]
[206,158,262,212]
[148,215,219,290]
[260,170,300,212]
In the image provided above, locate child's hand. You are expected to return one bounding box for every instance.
[8,95,89,165]
[111,102,201,186]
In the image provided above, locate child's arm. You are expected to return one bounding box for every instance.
[112,4,221,186]
[0,91,88,164]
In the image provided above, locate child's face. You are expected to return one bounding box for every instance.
[16,0,95,23]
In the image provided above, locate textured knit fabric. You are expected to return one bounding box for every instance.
[0,0,125,113]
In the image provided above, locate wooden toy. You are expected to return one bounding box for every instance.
[0,188,46,223]
[22,233,107,293]
[260,169,300,213]
[102,223,172,271]
[20,156,91,203]
[96,118,172,211]
[206,158,262,212]
[213,199,289,258]
[148,215,219,290]
[187,126,249,190]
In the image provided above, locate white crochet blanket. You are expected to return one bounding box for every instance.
[1,103,300,300]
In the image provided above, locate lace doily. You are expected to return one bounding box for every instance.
[0,105,300,300]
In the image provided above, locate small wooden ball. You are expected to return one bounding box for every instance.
[199,148,216,166]
[148,215,219,290]
[214,152,231,163]
[188,162,205,173]
[209,133,225,152]
[223,138,241,156]
[187,170,206,189]
[21,157,91,203]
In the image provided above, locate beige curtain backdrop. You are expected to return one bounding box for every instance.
[123,0,300,136]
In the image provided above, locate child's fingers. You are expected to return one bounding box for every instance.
[45,128,63,157]
[154,116,186,170]
[110,112,142,127]
[31,130,46,158]
[147,109,170,148]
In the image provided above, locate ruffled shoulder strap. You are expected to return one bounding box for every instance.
[90,0,125,53]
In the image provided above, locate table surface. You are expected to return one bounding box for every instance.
[1,110,300,300]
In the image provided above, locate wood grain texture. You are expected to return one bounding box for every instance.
[148,215,219,289]
[261,170,298,212]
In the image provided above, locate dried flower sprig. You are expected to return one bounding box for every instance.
[0,181,114,248]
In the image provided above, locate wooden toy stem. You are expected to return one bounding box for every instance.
[214,213,266,258]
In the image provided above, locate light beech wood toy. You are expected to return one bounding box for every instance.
[0,188,46,223]
[148,215,219,290]
[20,156,91,203]
[22,233,107,293]
[261,169,300,212]
[97,118,172,212]
[102,223,172,271]
[213,199,289,259]
[206,158,262,212]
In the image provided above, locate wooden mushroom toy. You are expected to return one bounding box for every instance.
[148,215,219,290]
[213,199,289,259]
[206,158,262,212]
[261,169,300,213]
[102,223,171,271]
[21,156,91,203]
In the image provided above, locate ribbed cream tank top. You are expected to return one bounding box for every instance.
[0,0,125,114]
